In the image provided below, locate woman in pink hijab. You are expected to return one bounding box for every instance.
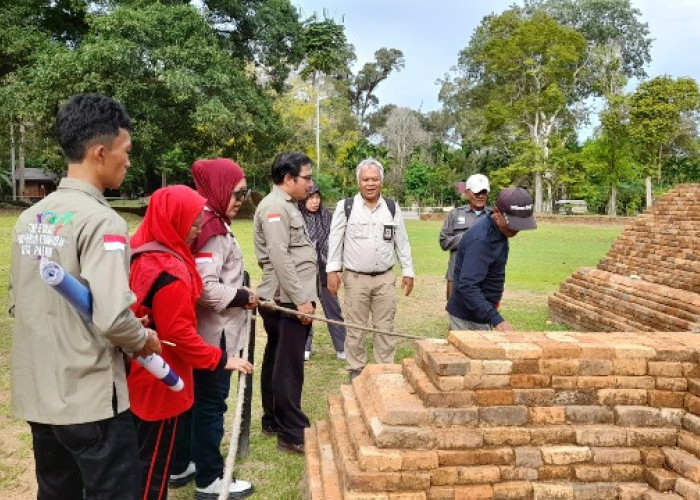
[168,159,256,499]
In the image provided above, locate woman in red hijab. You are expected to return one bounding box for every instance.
[128,185,253,500]
[168,159,256,498]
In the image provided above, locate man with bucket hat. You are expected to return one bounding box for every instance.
[446,187,536,331]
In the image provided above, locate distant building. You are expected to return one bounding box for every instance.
[17,168,59,199]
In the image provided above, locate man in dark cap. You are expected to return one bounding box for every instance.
[446,187,537,331]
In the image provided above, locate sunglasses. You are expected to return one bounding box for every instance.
[232,188,251,201]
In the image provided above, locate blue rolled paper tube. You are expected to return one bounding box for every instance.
[39,258,92,321]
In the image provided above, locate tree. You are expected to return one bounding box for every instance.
[378,107,430,200]
[348,48,405,129]
[628,76,700,207]
[442,9,587,213]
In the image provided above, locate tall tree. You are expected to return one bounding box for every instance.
[628,76,700,207]
[442,9,587,213]
[348,48,405,129]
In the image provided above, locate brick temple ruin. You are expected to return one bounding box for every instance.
[304,184,700,499]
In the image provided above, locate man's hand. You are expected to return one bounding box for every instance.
[401,277,414,296]
[494,320,514,332]
[225,356,254,374]
[133,328,161,357]
[243,287,259,310]
[327,271,341,295]
[297,301,315,325]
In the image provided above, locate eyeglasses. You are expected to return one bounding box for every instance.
[232,188,250,201]
[297,174,313,182]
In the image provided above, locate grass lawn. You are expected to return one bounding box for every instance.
[0,211,623,499]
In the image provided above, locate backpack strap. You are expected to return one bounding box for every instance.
[344,197,396,220]
[130,241,184,262]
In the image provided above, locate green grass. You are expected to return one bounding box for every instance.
[0,211,624,498]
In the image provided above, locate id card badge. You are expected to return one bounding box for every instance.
[383,224,395,241]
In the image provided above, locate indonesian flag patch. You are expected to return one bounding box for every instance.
[267,213,281,223]
[195,252,213,264]
[103,234,127,251]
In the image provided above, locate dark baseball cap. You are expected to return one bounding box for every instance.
[496,187,537,231]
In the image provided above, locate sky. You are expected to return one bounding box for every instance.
[291,0,700,124]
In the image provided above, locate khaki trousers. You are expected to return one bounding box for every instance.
[342,269,397,376]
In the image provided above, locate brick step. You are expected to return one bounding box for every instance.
[303,425,324,500]
[549,294,650,332]
[678,430,700,461]
[323,390,432,494]
[314,420,343,499]
[355,365,430,426]
[561,277,700,329]
[402,357,476,408]
[662,447,700,484]
[557,280,696,332]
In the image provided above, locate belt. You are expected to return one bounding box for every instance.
[345,267,393,277]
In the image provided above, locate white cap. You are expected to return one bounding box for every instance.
[465,174,490,193]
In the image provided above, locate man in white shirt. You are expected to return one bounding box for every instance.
[327,158,414,380]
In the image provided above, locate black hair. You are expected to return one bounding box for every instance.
[57,93,131,162]
[270,152,312,185]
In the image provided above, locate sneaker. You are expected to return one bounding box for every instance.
[194,477,254,499]
[336,350,346,360]
[168,461,196,488]
[304,350,311,361]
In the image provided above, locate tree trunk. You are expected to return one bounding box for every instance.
[10,123,16,201]
[161,169,167,187]
[18,123,26,201]
[607,184,618,216]
[645,176,652,208]
[534,171,543,214]
[314,71,321,173]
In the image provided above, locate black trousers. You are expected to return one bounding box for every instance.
[259,305,310,445]
[29,410,140,500]
[133,415,179,500]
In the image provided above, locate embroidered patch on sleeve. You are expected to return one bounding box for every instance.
[267,213,281,223]
[195,252,213,264]
[103,235,127,251]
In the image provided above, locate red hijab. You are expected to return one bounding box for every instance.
[131,185,206,301]
[191,158,245,253]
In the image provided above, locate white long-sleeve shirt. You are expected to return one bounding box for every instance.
[326,194,414,277]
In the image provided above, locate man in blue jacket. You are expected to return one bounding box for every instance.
[446,187,537,331]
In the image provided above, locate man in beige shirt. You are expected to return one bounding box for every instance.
[254,152,317,454]
[9,93,160,499]
[327,158,414,380]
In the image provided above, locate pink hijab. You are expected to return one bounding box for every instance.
[191,158,245,252]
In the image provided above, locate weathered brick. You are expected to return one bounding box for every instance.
[678,429,700,458]
[401,451,439,471]
[529,426,576,446]
[592,447,641,464]
[663,447,700,483]
[510,374,551,388]
[463,375,510,389]
[627,427,677,447]
[597,389,648,406]
[514,447,542,468]
[532,483,573,500]
[615,376,655,389]
[540,359,580,376]
[683,412,700,434]
[540,445,592,465]
[648,390,685,408]
[579,359,613,376]
[428,486,455,500]
[458,465,501,485]
[553,389,595,405]
[614,406,663,427]
[644,468,679,492]
[479,406,528,426]
[574,465,612,482]
[577,376,617,389]
[551,376,578,389]
[686,393,700,414]
[513,389,555,406]
[433,428,483,450]
[613,359,648,376]
[453,485,493,500]
[430,407,479,428]
[576,426,628,447]
[688,378,700,396]
[565,405,614,424]
[493,481,533,499]
[674,478,700,500]
[656,377,688,391]
[648,361,685,377]
[498,467,537,481]
[640,448,667,468]
[476,389,514,406]
[611,464,645,482]
[510,360,540,374]
[483,360,513,375]
[483,428,531,446]
[437,448,514,467]
[528,406,565,425]
[618,483,650,500]
[572,483,618,500]
[536,465,572,480]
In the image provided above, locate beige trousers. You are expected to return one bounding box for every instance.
[342,269,397,376]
